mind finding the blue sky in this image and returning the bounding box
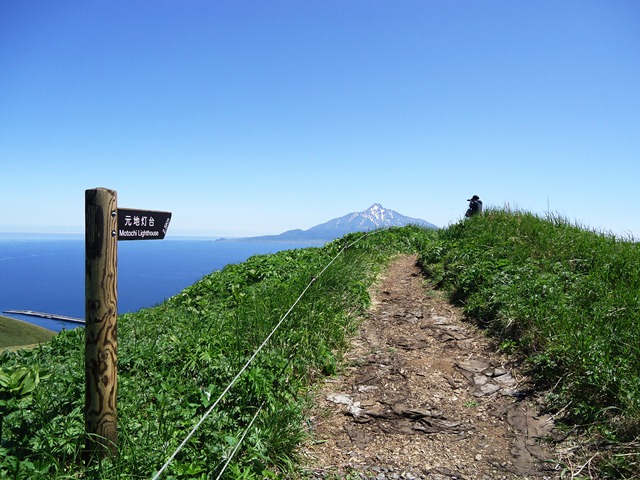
[1,1,639,238]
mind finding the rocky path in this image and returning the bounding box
[301,255,563,479]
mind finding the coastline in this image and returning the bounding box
[0,314,56,350]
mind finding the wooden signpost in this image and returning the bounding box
[84,188,171,459]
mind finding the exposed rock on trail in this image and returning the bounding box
[302,255,561,479]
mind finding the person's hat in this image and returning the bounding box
[467,195,480,201]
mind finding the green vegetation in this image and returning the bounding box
[1,213,639,478]
[0,227,430,479]
[419,209,639,477]
[0,316,56,351]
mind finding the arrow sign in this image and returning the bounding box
[117,208,172,241]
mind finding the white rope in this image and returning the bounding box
[214,401,265,480]
[152,240,354,479]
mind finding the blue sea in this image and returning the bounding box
[0,234,321,332]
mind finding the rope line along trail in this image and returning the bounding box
[152,231,376,479]
[214,401,266,480]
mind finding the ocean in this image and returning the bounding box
[0,234,320,332]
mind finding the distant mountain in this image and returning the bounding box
[237,204,438,243]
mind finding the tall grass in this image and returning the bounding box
[0,226,433,479]
[419,209,639,477]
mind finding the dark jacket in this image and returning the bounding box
[465,199,483,217]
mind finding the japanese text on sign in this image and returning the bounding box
[117,208,171,240]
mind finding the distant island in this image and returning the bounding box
[227,203,438,243]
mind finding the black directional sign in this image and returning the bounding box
[117,208,171,240]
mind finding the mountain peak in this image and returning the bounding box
[320,203,437,238]
[237,204,438,243]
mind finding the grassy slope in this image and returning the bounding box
[0,227,431,480]
[418,210,639,477]
[1,219,638,478]
[0,315,56,350]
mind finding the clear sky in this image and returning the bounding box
[1,1,639,238]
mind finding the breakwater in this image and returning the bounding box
[3,310,85,324]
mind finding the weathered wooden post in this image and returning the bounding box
[84,188,172,460]
[85,187,118,458]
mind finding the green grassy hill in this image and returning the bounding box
[1,218,637,478]
[0,315,56,351]
[418,210,639,478]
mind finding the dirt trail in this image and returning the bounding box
[302,255,563,479]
